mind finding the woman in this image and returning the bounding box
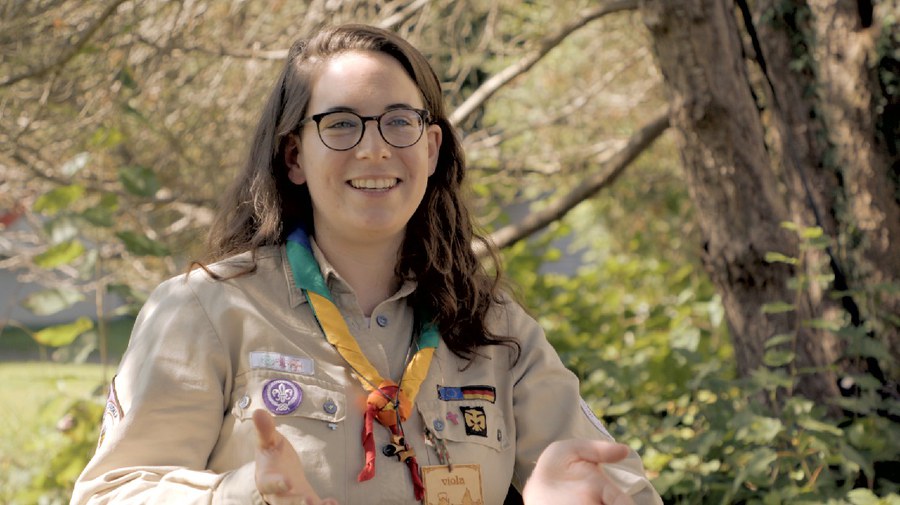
[72,24,662,505]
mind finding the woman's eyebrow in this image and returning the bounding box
[317,103,418,114]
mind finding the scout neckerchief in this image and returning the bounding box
[286,227,438,501]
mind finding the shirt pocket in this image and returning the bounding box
[232,371,347,424]
[416,399,510,452]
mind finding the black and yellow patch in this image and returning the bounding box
[459,406,487,437]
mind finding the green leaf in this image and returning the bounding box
[33,240,86,268]
[797,418,843,436]
[844,336,888,359]
[799,226,823,239]
[763,349,795,367]
[730,447,778,495]
[20,288,85,316]
[762,301,795,314]
[33,185,85,215]
[764,252,798,265]
[765,333,794,348]
[846,489,879,505]
[751,367,793,390]
[116,231,170,256]
[118,165,160,197]
[81,192,119,227]
[32,317,93,347]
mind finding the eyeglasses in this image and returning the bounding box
[298,107,432,151]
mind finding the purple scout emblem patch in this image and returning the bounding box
[262,379,302,414]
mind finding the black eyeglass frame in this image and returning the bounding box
[297,108,433,151]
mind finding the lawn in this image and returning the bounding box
[0,319,131,503]
[0,362,110,503]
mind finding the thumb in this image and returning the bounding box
[572,440,630,465]
[253,409,279,450]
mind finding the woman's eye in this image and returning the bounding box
[323,119,358,130]
[385,114,416,127]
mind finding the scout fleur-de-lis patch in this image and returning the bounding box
[459,406,487,437]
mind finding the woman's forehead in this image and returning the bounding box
[307,50,424,111]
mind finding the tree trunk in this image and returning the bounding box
[805,0,900,375]
[639,0,847,405]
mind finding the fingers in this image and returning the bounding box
[253,409,279,450]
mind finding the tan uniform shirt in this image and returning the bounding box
[72,244,662,505]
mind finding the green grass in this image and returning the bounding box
[0,318,133,502]
[0,363,109,503]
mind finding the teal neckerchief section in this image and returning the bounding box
[284,227,439,349]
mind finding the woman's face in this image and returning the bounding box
[287,50,442,249]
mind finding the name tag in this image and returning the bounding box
[249,351,315,375]
[422,464,484,505]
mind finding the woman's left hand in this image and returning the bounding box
[522,439,636,505]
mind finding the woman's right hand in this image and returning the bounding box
[253,409,339,505]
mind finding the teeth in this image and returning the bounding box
[349,178,397,190]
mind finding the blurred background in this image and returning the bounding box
[1,0,898,503]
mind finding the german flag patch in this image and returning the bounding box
[437,385,496,403]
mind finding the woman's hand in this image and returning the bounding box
[253,410,339,505]
[522,439,636,505]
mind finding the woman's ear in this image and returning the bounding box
[426,124,442,177]
[285,134,306,185]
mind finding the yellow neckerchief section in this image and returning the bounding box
[286,228,438,500]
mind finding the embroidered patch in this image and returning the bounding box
[98,377,123,449]
[580,398,613,440]
[460,406,487,437]
[437,385,496,403]
[250,351,315,375]
[262,379,303,414]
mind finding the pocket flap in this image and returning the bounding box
[232,372,346,423]
[417,399,508,451]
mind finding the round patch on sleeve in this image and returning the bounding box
[98,378,123,449]
[580,398,613,440]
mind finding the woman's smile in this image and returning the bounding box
[348,177,400,191]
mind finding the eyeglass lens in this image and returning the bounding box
[316,109,425,150]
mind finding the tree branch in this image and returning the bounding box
[0,0,129,87]
[377,0,431,30]
[482,110,669,253]
[449,0,639,126]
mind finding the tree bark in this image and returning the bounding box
[639,0,846,404]
[805,0,900,374]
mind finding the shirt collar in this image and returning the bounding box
[281,237,417,308]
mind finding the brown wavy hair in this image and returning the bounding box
[204,24,517,362]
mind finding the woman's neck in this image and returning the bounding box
[314,232,402,317]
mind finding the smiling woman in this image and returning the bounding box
[70,24,662,505]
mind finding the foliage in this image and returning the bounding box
[503,213,900,503]
[0,363,106,505]
[2,1,898,504]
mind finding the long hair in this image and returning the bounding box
[205,24,517,361]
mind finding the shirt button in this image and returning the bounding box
[433,419,445,432]
[238,395,251,409]
[375,314,389,327]
[323,399,337,414]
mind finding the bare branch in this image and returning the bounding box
[0,0,129,87]
[377,0,431,30]
[481,110,669,254]
[449,0,639,126]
